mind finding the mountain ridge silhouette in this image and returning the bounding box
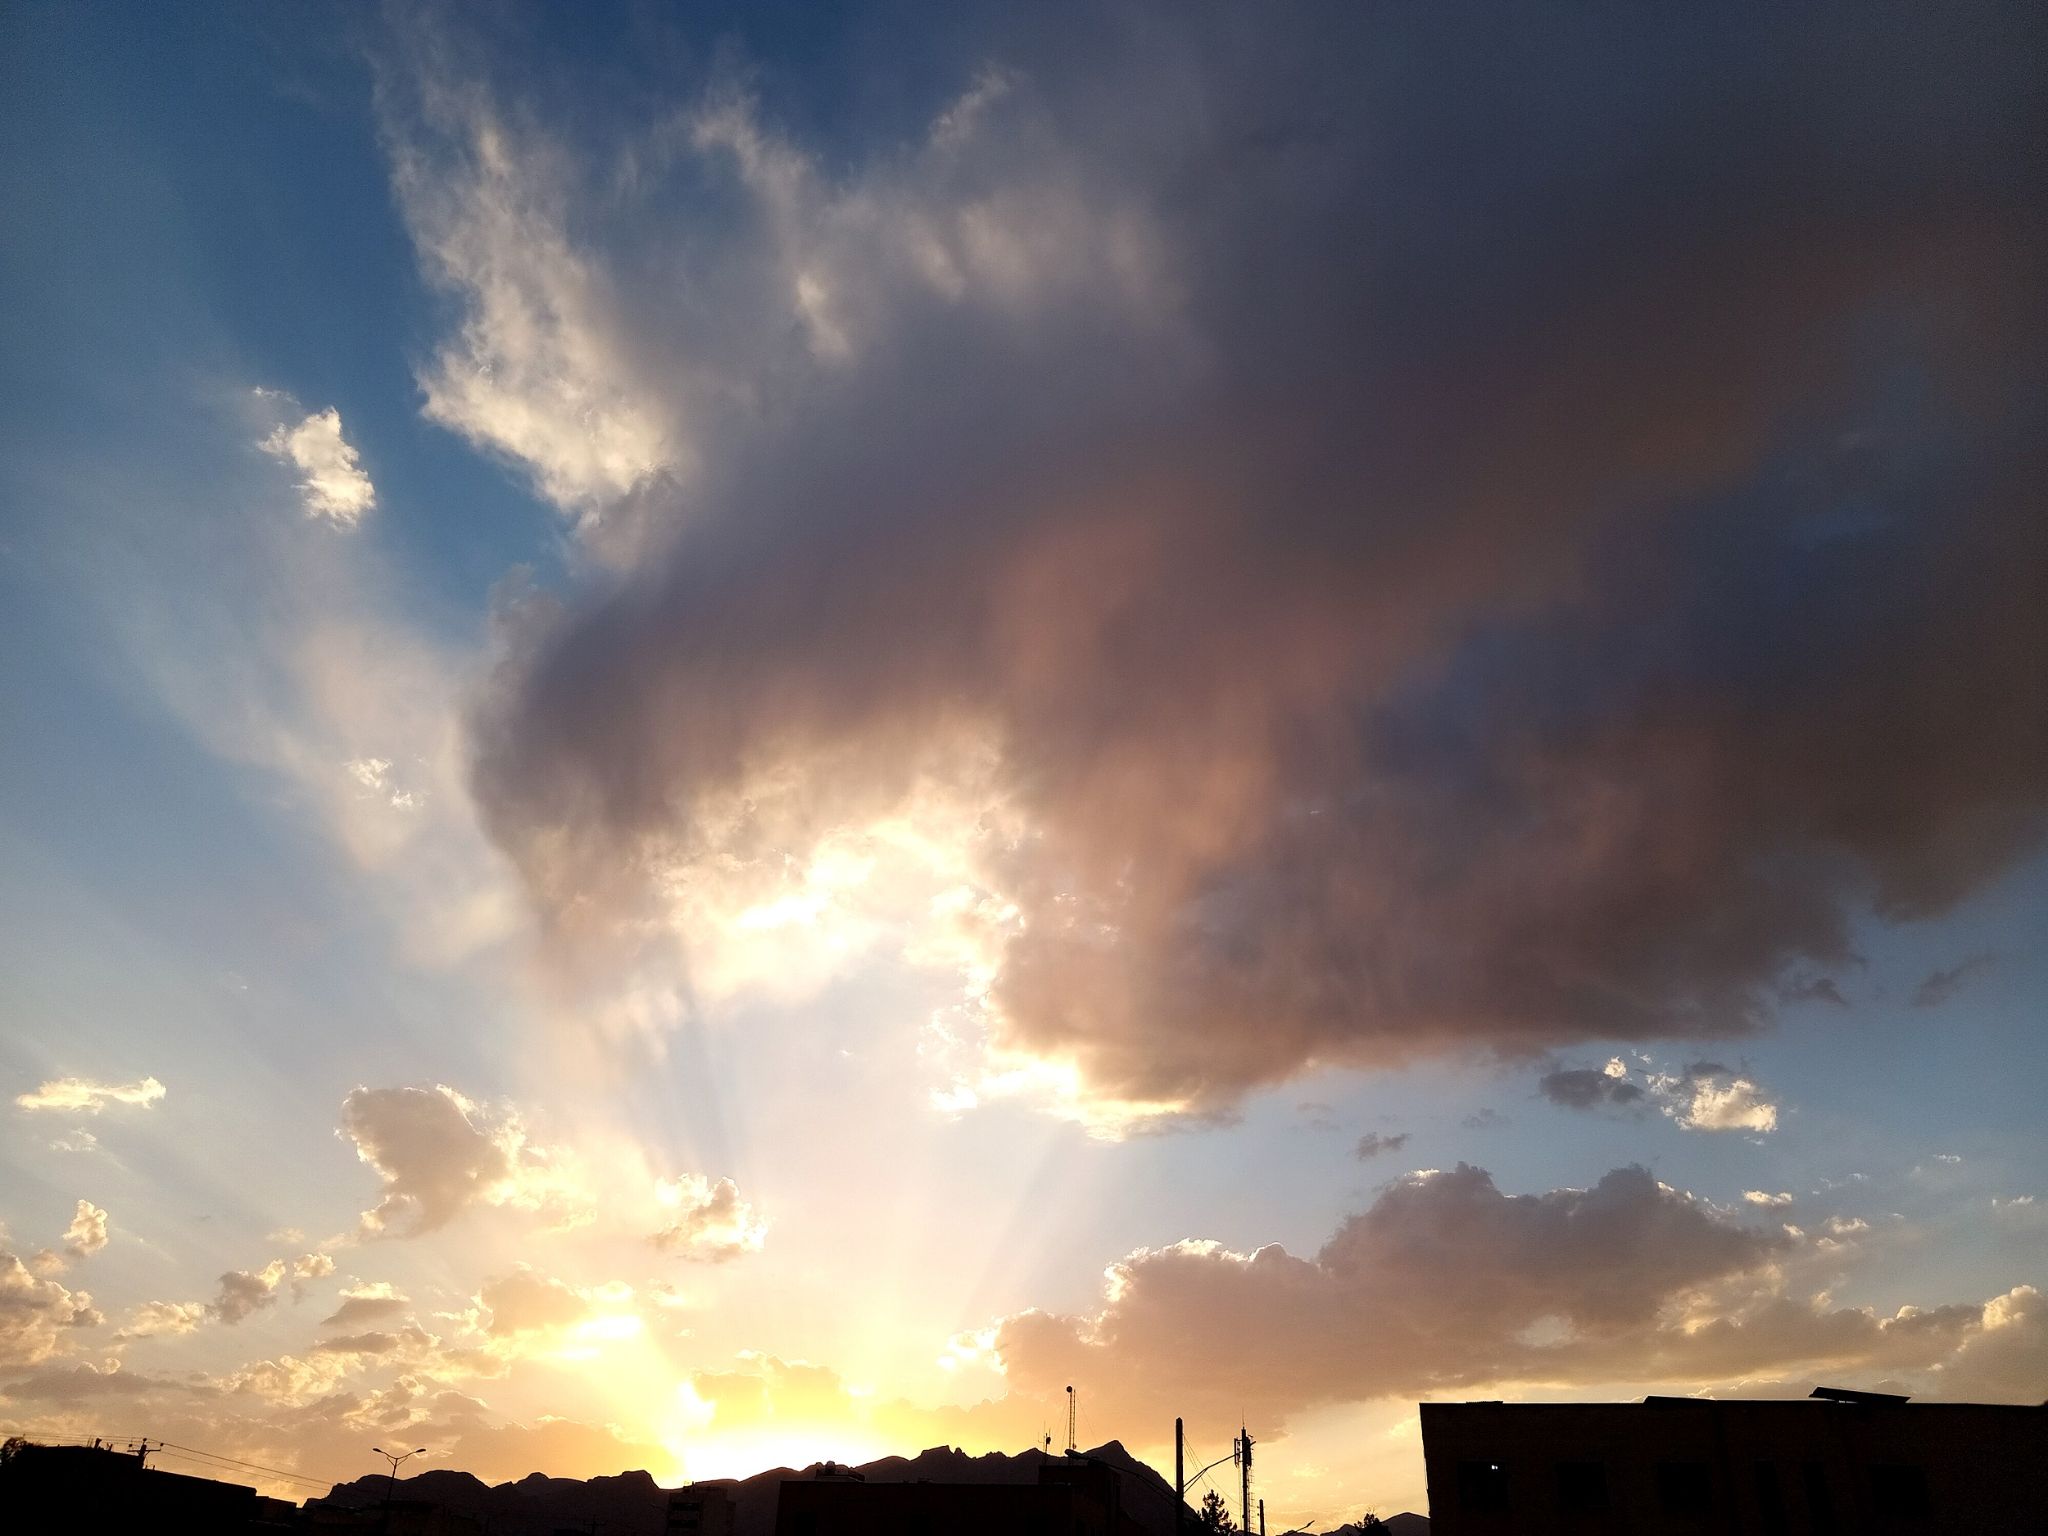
[317,1439,1191,1536]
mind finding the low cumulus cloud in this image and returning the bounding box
[312,1323,440,1362]
[448,1266,646,1366]
[650,1175,768,1262]
[1354,1131,1411,1161]
[1931,1286,2048,1402]
[256,392,377,526]
[1665,1067,1780,1134]
[1539,1060,1649,1112]
[211,1261,286,1325]
[0,1250,102,1366]
[475,1267,596,1336]
[321,1282,410,1331]
[1540,1057,1779,1134]
[290,1253,336,1299]
[16,1076,165,1113]
[62,1200,109,1258]
[113,1300,210,1342]
[383,3,2045,1120]
[985,1163,2046,1432]
[338,1084,580,1237]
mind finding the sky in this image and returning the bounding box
[1,0,2044,1522]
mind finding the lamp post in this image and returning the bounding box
[373,1446,426,1532]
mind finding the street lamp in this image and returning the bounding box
[373,1446,427,1528]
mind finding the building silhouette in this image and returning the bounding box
[1420,1389,2047,1534]
[670,1480,737,1535]
[0,1440,267,1533]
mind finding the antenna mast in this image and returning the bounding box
[1237,1424,1253,1533]
[1066,1385,1077,1452]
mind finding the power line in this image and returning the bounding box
[104,1437,333,1490]
[157,1449,329,1482]
[145,1450,331,1491]
[146,1448,325,1488]
[153,1443,333,1490]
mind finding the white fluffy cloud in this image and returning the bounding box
[650,1175,767,1262]
[1663,1067,1779,1133]
[62,1200,109,1258]
[257,397,377,526]
[1744,1190,1796,1208]
[15,1076,165,1112]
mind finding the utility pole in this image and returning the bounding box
[1066,1385,1076,1453]
[1175,1418,1185,1531]
[1259,1497,1266,1536]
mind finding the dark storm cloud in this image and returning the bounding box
[456,3,2048,1109]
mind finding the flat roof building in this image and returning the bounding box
[0,1441,262,1533]
[1420,1391,2047,1535]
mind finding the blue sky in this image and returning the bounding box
[3,2,2044,1522]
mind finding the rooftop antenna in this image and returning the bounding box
[1066,1385,1077,1453]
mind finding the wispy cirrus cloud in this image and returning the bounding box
[1914,953,1998,1008]
[16,1076,165,1113]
